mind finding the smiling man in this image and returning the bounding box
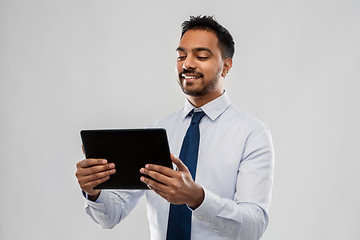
[175,29,232,107]
[75,16,274,240]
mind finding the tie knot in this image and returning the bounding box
[191,111,205,124]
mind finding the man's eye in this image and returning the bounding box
[197,56,209,60]
[177,56,186,61]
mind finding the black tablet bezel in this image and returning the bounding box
[80,128,172,189]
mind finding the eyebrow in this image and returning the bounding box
[176,47,214,55]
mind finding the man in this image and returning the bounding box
[75,16,274,240]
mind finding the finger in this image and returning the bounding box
[147,184,170,201]
[171,154,189,172]
[76,158,108,168]
[144,163,175,177]
[82,175,110,191]
[140,176,169,193]
[82,163,115,176]
[79,167,116,183]
[81,144,85,155]
[75,162,115,182]
[75,163,115,179]
[140,167,172,185]
[145,179,184,205]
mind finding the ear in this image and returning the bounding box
[221,58,233,78]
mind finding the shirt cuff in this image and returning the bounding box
[192,188,220,220]
[83,190,108,209]
[191,188,227,235]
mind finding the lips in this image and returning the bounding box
[179,71,203,80]
[181,74,201,79]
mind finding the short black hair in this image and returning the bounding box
[181,15,235,59]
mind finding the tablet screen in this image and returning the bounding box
[80,128,172,189]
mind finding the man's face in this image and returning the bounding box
[176,29,225,98]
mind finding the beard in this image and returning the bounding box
[178,68,222,97]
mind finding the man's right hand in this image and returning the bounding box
[75,158,116,201]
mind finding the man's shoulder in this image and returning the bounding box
[225,104,269,131]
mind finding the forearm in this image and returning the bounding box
[84,190,144,229]
[192,188,267,240]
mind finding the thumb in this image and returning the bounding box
[171,154,188,172]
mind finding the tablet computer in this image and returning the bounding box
[80,128,172,189]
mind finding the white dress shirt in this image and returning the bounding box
[84,92,275,240]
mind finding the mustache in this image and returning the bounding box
[179,69,204,78]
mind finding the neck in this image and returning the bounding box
[187,90,224,108]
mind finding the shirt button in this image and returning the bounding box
[198,215,203,219]
[214,229,218,232]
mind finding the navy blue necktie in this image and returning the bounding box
[166,110,205,240]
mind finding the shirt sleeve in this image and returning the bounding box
[84,189,145,229]
[192,127,275,240]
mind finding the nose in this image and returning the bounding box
[182,55,196,70]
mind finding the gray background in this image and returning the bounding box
[1,0,359,239]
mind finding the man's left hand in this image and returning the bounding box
[140,154,204,209]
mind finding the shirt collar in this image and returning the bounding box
[182,91,231,121]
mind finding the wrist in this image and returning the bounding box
[87,191,101,202]
[188,185,204,210]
